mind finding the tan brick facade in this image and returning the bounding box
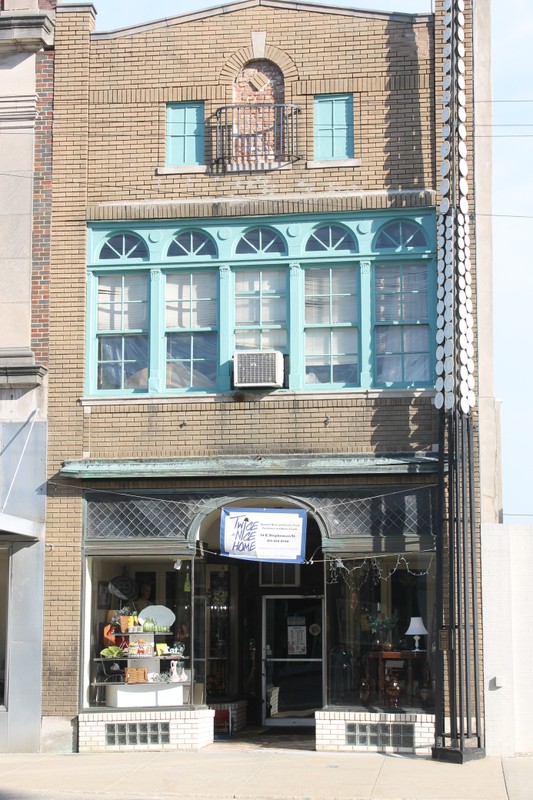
[44,0,485,759]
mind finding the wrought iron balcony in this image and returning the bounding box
[214,103,301,170]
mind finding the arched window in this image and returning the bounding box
[167,230,217,258]
[99,233,149,260]
[231,60,287,166]
[236,227,287,256]
[374,220,427,251]
[305,224,358,253]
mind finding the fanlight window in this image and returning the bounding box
[305,224,358,253]
[374,221,427,251]
[236,227,287,256]
[167,230,217,258]
[99,233,149,260]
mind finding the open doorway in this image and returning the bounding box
[202,510,325,731]
[262,595,323,726]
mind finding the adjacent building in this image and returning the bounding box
[0,0,55,752]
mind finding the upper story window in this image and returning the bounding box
[304,266,358,385]
[167,230,217,258]
[236,227,287,256]
[167,102,205,167]
[96,274,149,391]
[374,220,427,251]
[305,224,358,253]
[313,94,354,161]
[165,271,218,390]
[374,264,430,386]
[234,268,288,352]
[87,213,435,396]
[99,233,149,260]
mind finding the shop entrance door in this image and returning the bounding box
[262,596,323,726]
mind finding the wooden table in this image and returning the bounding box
[366,650,426,704]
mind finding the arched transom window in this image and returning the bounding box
[99,233,149,260]
[167,230,217,258]
[236,227,287,256]
[305,224,358,253]
[374,220,427,251]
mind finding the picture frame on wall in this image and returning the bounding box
[135,571,156,609]
[97,580,110,609]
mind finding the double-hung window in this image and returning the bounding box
[96,273,149,391]
[234,268,288,352]
[304,267,358,385]
[373,264,430,386]
[165,271,218,390]
[167,102,205,167]
[313,94,354,161]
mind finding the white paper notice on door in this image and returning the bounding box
[287,617,307,655]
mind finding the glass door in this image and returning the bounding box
[262,595,323,726]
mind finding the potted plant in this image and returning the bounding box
[111,605,133,634]
[365,610,398,650]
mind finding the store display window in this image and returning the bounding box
[84,556,204,709]
[326,553,436,712]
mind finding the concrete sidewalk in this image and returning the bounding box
[0,744,530,800]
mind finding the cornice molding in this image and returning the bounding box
[60,452,439,479]
[86,190,437,222]
[0,12,54,50]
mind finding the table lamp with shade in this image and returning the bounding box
[405,616,428,651]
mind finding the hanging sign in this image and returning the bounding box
[220,507,307,563]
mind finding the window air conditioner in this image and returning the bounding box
[233,351,284,388]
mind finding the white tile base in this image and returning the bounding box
[78,708,215,752]
[315,710,435,755]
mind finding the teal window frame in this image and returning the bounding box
[165,270,219,391]
[304,265,359,387]
[373,263,431,388]
[313,94,354,160]
[86,212,435,396]
[167,102,205,167]
[234,266,289,353]
[95,272,150,393]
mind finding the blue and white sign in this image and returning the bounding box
[220,508,307,563]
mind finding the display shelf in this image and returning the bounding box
[112,630,173,636]
[93,679,191,686]
[94,655,187,661]
[105,682,186,708]
[95,629,189,708]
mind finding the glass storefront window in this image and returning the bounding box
[326,553,436,711]
[85,557,202,709]
[0,549,8,706]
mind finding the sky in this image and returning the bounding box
[89,0,532,524]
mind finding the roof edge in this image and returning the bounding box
[89,0,432,39]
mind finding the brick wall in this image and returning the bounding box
[32,49,54,365]
[85,7,434,202]
[44,1,463,721]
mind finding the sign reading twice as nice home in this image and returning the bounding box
[220,508,307,563]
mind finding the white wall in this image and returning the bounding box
[482,523,533,755]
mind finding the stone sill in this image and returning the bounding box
[306,158,361,169]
